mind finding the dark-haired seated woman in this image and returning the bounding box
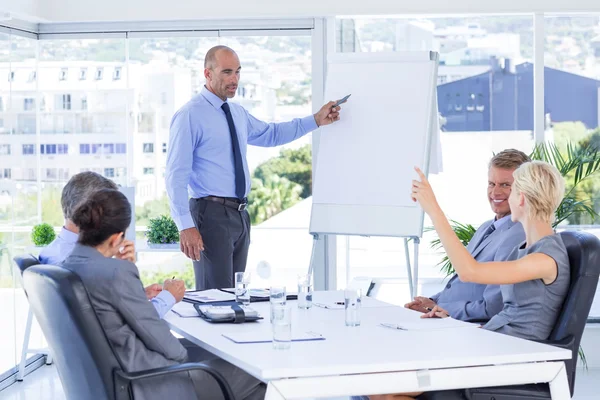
[61,189,265,400]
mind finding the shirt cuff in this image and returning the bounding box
[151,290,177,319]
[173,213,195,231]
[301,115,319,133]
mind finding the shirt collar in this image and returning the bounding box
[59,227,79,244]
[200,85,226,110]
[493,214,512,230]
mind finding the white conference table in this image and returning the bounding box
[164,291,572,400]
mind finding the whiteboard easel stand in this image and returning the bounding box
[307,234,421,299]
[308,51,440,301]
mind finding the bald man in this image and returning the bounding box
[166,45,343,290]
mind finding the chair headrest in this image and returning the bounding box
[13,254,40,275]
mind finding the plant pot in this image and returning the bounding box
[146,243,180,250]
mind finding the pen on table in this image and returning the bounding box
[380,323,406,331]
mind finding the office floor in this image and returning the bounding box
[1,364,599,400]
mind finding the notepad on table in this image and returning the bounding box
[183,289,236,303]
[222,331,325,344]
[170,301,199,318]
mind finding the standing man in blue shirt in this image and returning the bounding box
[166,45,343,290]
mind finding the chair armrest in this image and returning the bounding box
[114,362,235,400]
[533,335,574,351]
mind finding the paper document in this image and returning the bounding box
[171,302,199,318]
[184,289,235,303]
[222,331,325,344]
[380,318,478,331]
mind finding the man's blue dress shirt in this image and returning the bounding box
[166,86,318,231]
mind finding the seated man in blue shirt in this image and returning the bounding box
[39,171,183,319]
[405,149,530,322]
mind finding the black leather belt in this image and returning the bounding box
[202,196,248,211]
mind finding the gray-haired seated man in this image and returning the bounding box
[39,171,183,319]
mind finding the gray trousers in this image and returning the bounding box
[190,198,251,290]
[180,338,266,400]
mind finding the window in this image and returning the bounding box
[45,168,58,180]
[116,167,126,177]
[61,94,72,110]
[59,68,68,81]
[58,144,69,154]
[58,168,70,180]
[23,98,35,111]
[103,143,115,154]
[81,97,88,110]
[138,112,155,133]
[162,142,167,153]
[116,143,126,154]
[545,15,600,229]
[104,168,115,177]
[0,96,3,111]
[80,68,87,80]
[161,92,167,105]
[22,144,35,155]
[8,71,14,82]
[41,144,57,155]
[2,168,10,179]
[95,67,104,80]
[143,167,155,175]
[28,71,37,82]
[143,143,154,153]
[113,67,122,80]
[161,116,168,129]
[80,143,90,154]
[0,144,10,155]
[92,143,103,154]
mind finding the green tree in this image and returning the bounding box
[247,176,302,225]
[41,188,64,227]
[253,144,312,198]
[552,121,590,153]
[135,195,171,227]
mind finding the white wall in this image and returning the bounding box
[5,0,600,24]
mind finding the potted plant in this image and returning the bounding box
[31,223,56,247]
[146,215,180,249]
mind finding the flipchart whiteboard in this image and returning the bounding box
[310,52,440,238]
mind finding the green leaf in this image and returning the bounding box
[146,215,179,244]
[31,223,56,246]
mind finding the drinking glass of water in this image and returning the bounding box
[235,272,251,305]
[344,288,362,327]
[272,303,292,350]
[297,274,313,309]
[269,286,286,322]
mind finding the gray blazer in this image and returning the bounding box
[430,218,526,321]
[61,244,196,400]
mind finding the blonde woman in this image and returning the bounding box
[368,161,570,400]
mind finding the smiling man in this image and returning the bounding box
[166,45,343,290]
[405,149,530,322]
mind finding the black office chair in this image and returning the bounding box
[465,230,600,400]
[14,254,41,275]
[22,264,235,400]
[13,254,52,381]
